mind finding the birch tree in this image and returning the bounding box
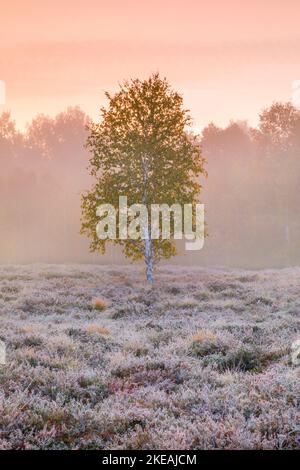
[81,74,205,282]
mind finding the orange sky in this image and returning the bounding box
[0,0,300,130]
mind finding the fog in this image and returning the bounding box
[1,102,300,268]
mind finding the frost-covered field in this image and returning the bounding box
[0,264,299,450]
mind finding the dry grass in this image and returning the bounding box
[86,324,110,335]
[191,330,217,343]
[19,325,39,334]
[91,297,108,311]
[0,263,299,450]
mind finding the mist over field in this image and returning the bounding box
[1,102,300,268]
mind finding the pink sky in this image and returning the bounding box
[0,0,299,130]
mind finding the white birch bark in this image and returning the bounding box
[142,154,154,283]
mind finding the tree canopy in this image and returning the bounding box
[81,74,206,281]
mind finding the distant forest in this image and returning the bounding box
[1,102,300,268]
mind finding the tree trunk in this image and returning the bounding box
[141,153,153,282]
[144,222,154,283]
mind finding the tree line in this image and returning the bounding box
[1,86,300,268]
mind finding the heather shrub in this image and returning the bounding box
[194,291,210,301]
[189,330,227,357]
[176,297,198,309]
[111,301,147,319]
[213,348,263,372]
[22,335,44,348]
[1,264,299,449]
[123,341,149,357]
